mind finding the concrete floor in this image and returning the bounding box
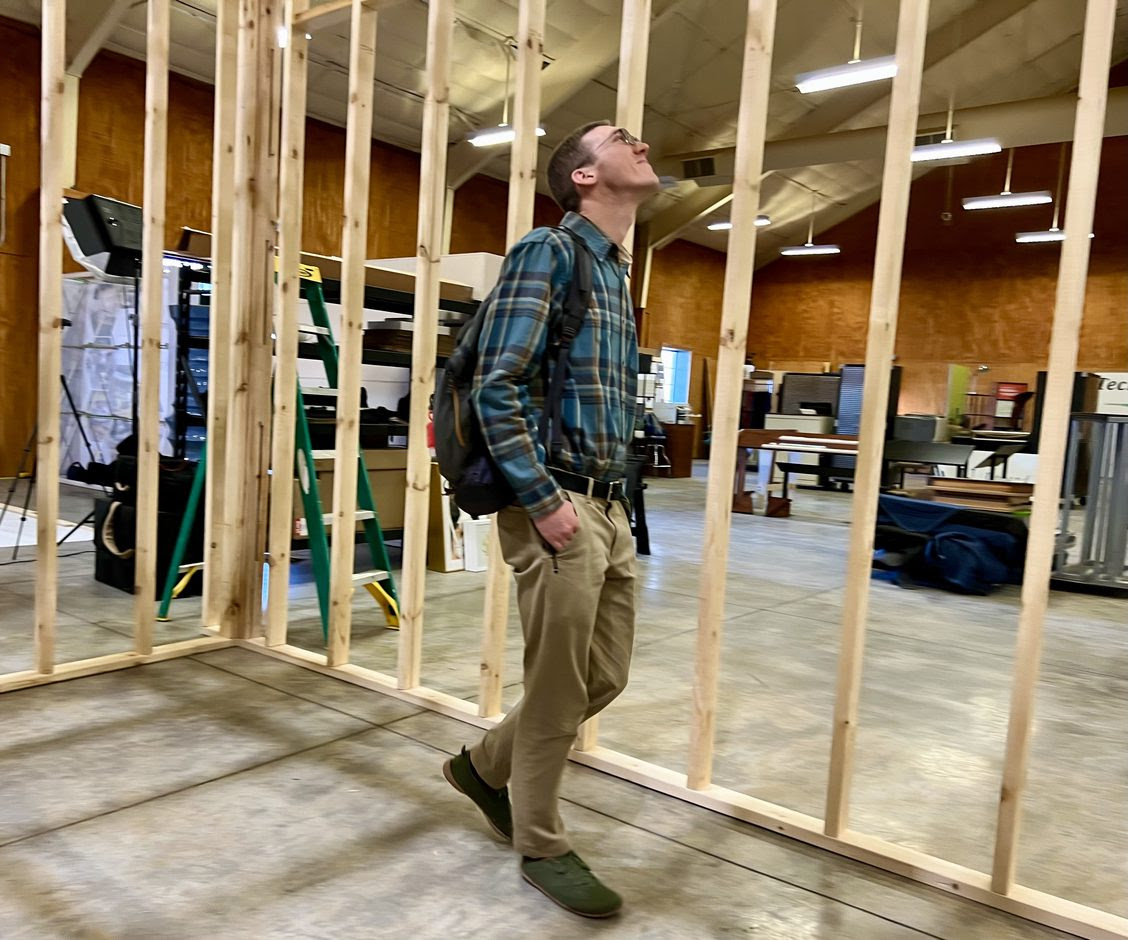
[0,468,1124,937]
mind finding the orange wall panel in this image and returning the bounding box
[0,20,45,470]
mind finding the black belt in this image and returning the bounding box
[550,467,626,502]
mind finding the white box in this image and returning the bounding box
[463,517,492,572]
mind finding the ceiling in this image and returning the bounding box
[3,0,1127,265]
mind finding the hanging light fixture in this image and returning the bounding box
[961,149,1052,210]
[911,98,1000,163]
[795,3,896,94]
[780,194,840,256]
[467,41,546,148]
[707,215,771,232]
[1014,144,1094,243]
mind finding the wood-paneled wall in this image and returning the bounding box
[0,20,44,472]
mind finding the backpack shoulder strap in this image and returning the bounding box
[552,226,593,348]
[539,226,595,455]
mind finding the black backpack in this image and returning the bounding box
[434,228,593,518]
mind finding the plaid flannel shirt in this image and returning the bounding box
[472,212,638,520]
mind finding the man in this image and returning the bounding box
[443,121,660,918]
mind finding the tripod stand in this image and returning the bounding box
[0,375,108,560]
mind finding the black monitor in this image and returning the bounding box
[62,195,144,278]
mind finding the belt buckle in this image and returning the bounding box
[608,479,623,501]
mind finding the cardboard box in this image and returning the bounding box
[427,462,464,572]
[291,448,407,537]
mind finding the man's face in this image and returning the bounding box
[577,125,661,200]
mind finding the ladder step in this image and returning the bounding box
[301,386,339,397]
[295,510,376,537]
[297,324,331,336]
[177,562,204,573]
[310,449,336,460]
[353,569,390,586]
[320,510,375,526]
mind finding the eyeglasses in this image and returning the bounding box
[591,127,643,155]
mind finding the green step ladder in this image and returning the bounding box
[158,273,400,638]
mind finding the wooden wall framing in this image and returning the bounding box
[10,2,1126,937]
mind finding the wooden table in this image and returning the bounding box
[733,429,859,514]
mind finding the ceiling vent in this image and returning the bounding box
[682,156,716,179]
[675,150,736,186]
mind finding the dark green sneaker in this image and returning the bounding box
[520,852,623,918]
[442,747,513,842]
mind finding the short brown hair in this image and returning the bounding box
[547,120,610,212]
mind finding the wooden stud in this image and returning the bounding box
[203,0,240,629]
[990,0,1118,895]
[265,0,311,648]
[504,0,546,241]
[822,0,931,837]
[614,0,652,257]
[478,0,546,718]
[225,0,281,638]
[0,636,234,695]
[570,0,654,751]
[131,0,170,653]
[327,0,379,667]
[221,0,258,636]
[398,0,455,690]
[685,0,778,791]
[34,0,67,675]
[478,530,509,717]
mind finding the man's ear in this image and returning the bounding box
[571,165,596,189]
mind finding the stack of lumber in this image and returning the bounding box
[923,477,1034,512]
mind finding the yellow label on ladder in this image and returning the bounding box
[274,257,322,282]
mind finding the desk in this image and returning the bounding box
[733,430,859,513]
[882,441,975,487]
[661,422,696,478]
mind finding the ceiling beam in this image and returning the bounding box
[67,0,135,78]
[292,0,408,33]
[445,0,683,190]
[648,185,733,250]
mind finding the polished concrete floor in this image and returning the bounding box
[0,469,1124,937]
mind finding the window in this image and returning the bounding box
[659,346,692,404]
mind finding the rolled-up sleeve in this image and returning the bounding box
[472,238,566,519]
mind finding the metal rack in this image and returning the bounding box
[1053,413,1128,595]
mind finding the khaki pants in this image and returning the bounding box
[469,492,636,858]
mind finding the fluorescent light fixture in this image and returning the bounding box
[1015,228,1095,243]
[467,124,546,148]
[795,55,897,94]
[706,215,771,232]
[780,243,841,256]
[962,190,1052,211]
[911,138,1001,163]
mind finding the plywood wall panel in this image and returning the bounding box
[0,20,45,474]
[646,239,728,455]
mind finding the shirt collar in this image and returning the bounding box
[560,212,627,265]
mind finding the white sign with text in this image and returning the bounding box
[1095,373,1128,415]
